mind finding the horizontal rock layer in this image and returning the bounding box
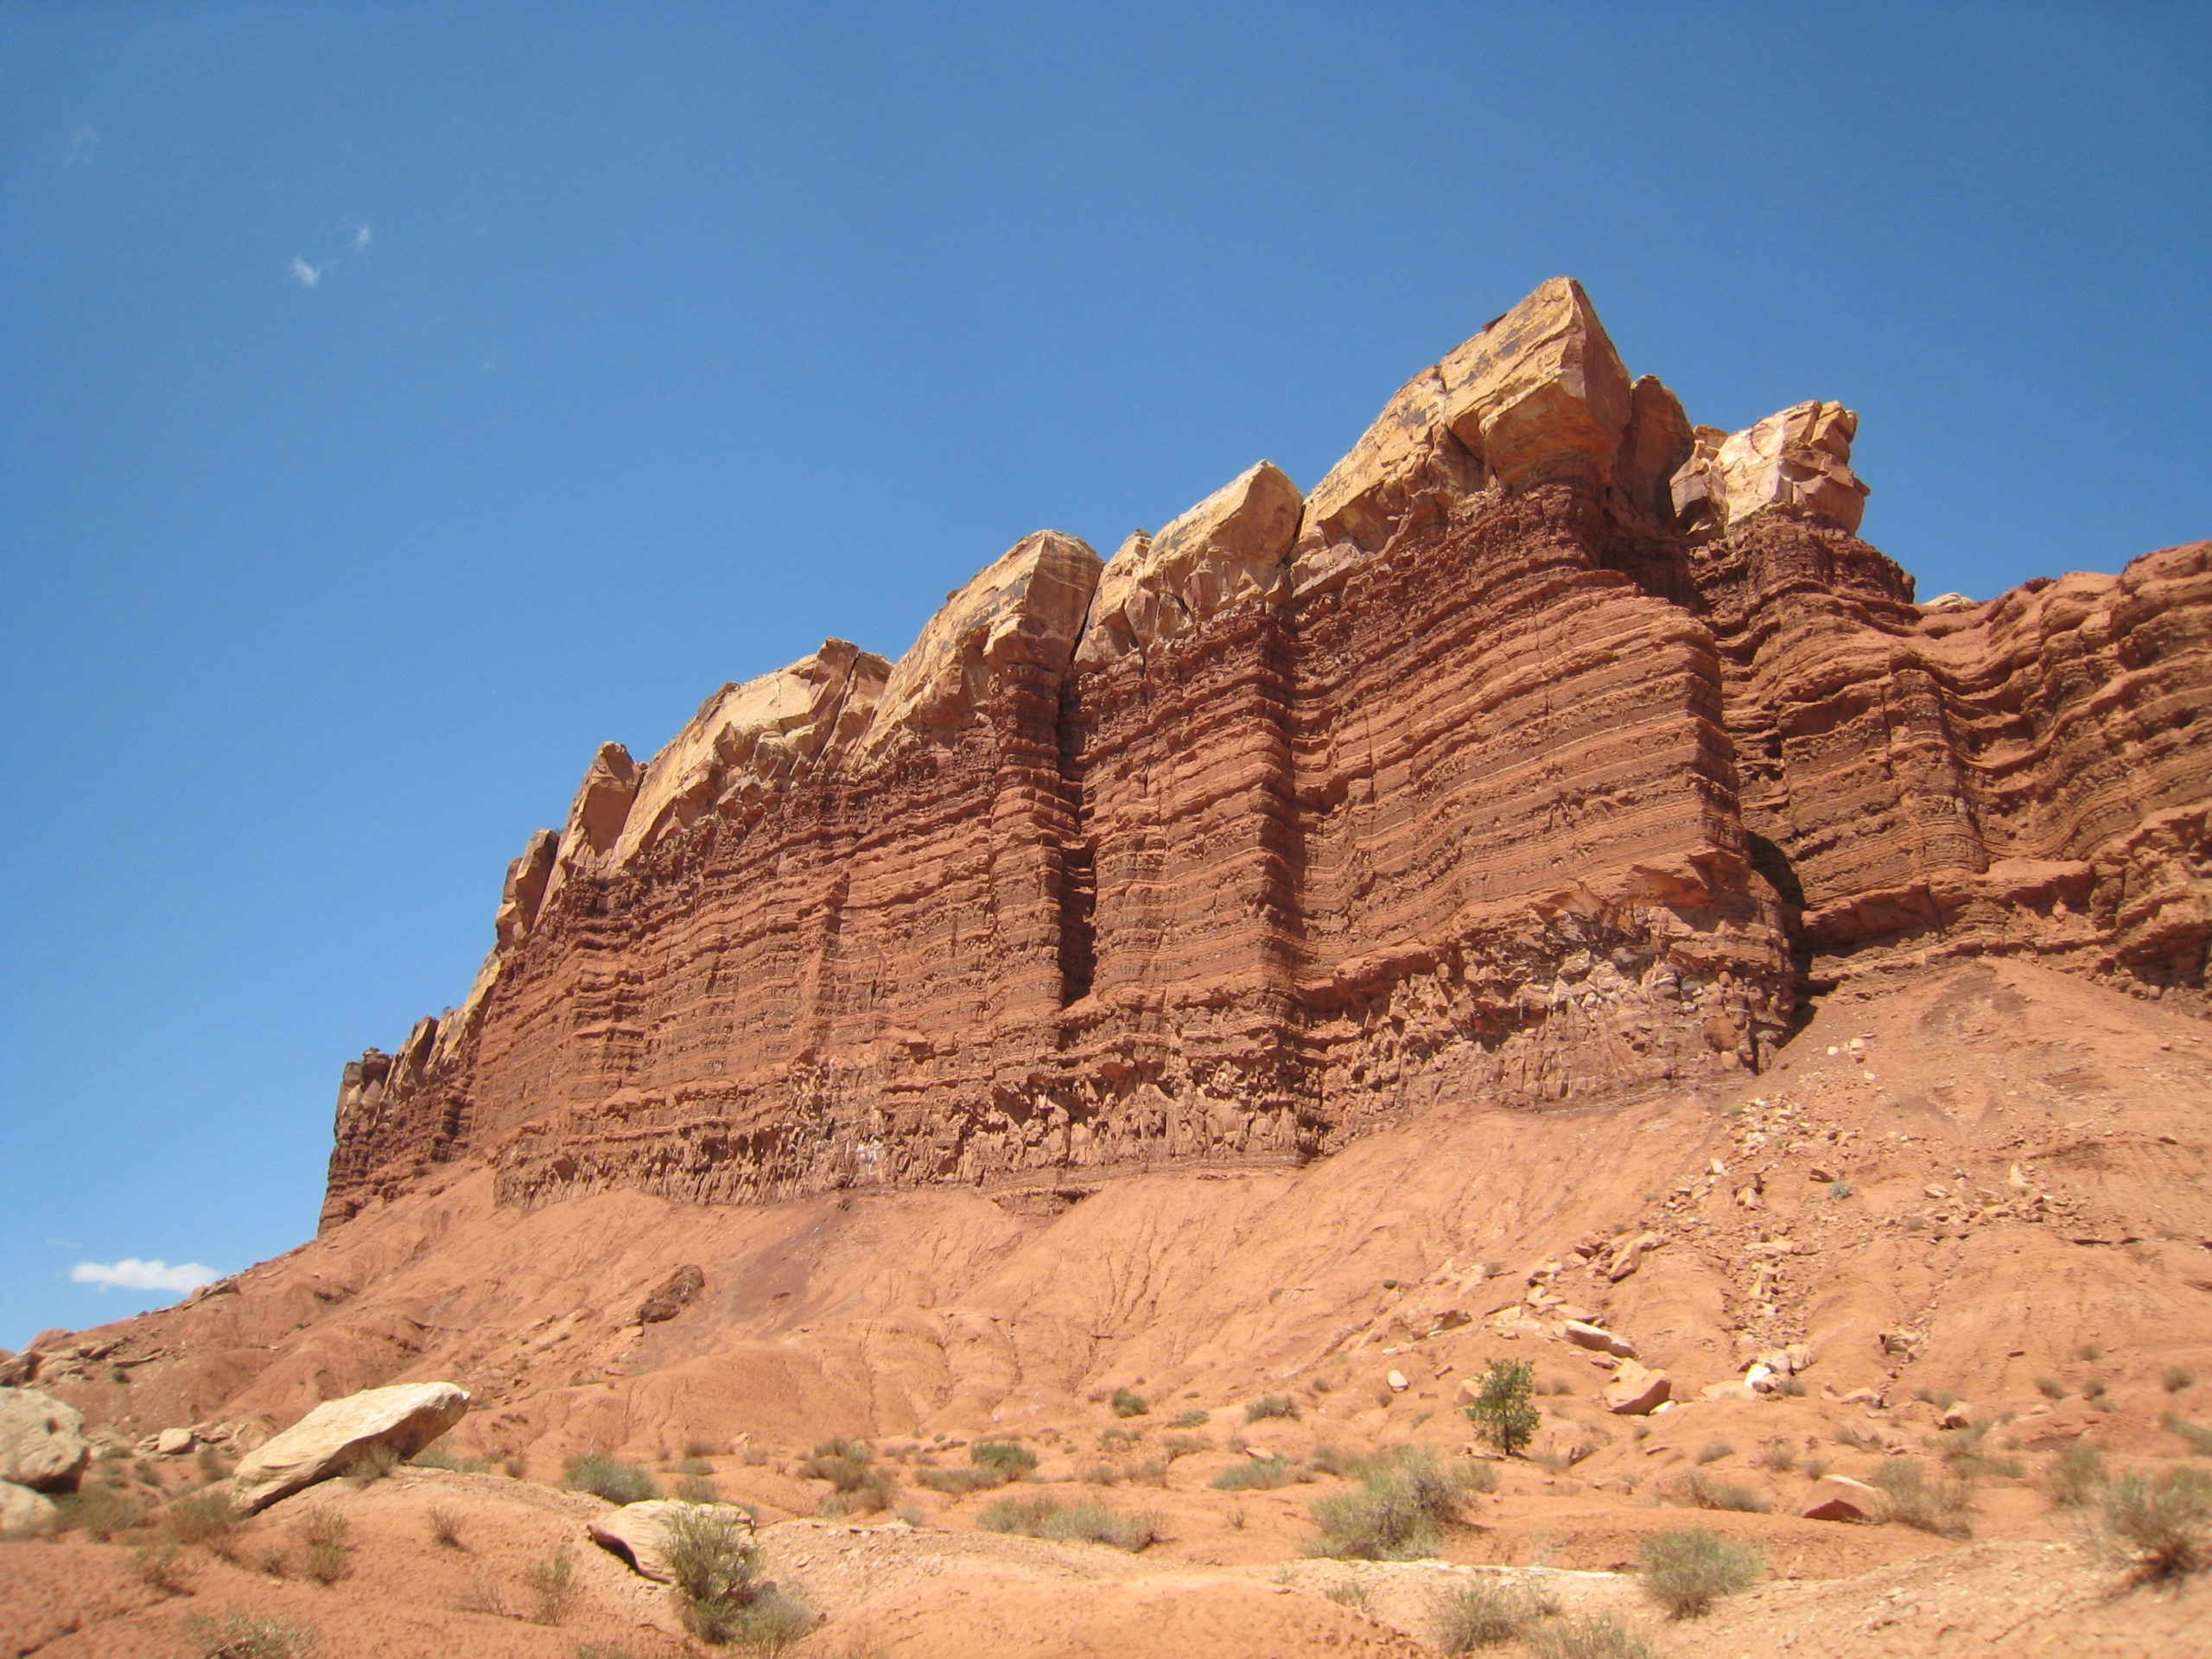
[321,279,2212,1229]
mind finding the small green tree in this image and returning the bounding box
[1465,1359,1539,1458]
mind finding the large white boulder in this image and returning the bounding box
[0,1389,90,1491]
[229,1381,469,1514]
[588,1498,755,1582]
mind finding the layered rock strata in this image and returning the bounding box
[321,278,2212,1229]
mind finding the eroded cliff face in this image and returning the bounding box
[322,277,2211,1230]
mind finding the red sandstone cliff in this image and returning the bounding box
[321,278,2212,1232]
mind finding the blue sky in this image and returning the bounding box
[2,3,2206,1349]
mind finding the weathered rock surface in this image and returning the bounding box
[1077,461,1302,668]
[310,276,2210,1237]
[0,1389,89,1491]
[0,1478,57,1535]
[589,1497,754,1581]
[1600,1360,1671,1414]
[1672,400,1870,538]
[230,1381,469,1513]
[1802,1473,1884,1522]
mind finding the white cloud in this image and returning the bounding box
[71,1258,219,1294]
[289,257,323,289]
[353,221,372,251]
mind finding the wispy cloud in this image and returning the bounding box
[62,125,99,167]
[71,1258,219,1294]
[289,257,323,289]
[352,221,372,251]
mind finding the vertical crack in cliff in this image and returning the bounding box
[1055,677,1096,1007]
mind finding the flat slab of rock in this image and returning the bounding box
[1562,1320,1636,1359]
[1601,1361,1671,1414]
[230,1381,469,1514]
[1802,1474,1883,1522]
[0,1389,89,1491]
[589,1498,755,1582]
[0,1478,58,1535]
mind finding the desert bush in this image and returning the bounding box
[1523,1613,1655,1659]
[406,1443,486,1473]
[1438,1573,1560,1649]
[1774,1376,1808,1397]
[676,1472,721,1504]
[132,1541,193,1594]
[818,1466,896,1516]
[969,1438,1037,1476]
[1680,1470,1770,1514]
[427,1504,466,1548]
[162,1487,238,1551]
[55,1484,142,1540]
[1872,1458,1974,1537]
[1110,1389,1150,1418]
[2101,1465,2212,1580]
[524,1546,575,1624]
[256,1546,290,1579]
[343,1442,400,1486]
[798,1437,874,1490]
[925,1469,998,1503]
[2046,1442,2107,1509]
[2161,1414,2212,1455]
[665,1503,800,1646]
[296,1508,349,1548]
[1211,1456,1301,1491]
[1639,1526,1764,1618]
[1170,1409,1210,1429]
[195,1444,232,1482]
[1756,1439,1798,1474]
[976,1493,1160,1550]
[1694,1441,1733,1465]
[1465,1360,1539,1459]
[684,1437,719,1459]
[1245,1394,1301,1423]
[563,1452,661,1505]
[301,1541,351,1585]
[1082,1462,1122,1486]
[1307,1445,1480,1560]
[676,1456,715,1476]
[181,1613,318,1659]
[2164,1367,2197,1395]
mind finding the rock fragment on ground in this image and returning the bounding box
[229,1380,469,1513]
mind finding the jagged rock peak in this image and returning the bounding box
[1295,276,1637,566]
[1672,399,1870,540]
[856,529,1102,760]
[1076,461,1304,669]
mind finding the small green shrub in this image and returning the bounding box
[181,1613,319,1658]
[2102,1465,2212,1580]
[676,1471,721,1504]
[296,1508,350,1549]
[1872,1458,1974,1537]
[132,1541,193,1594]
[524,1547,576,1625]
[914,1465,1004,1497]
[1639,1527,1764,1618]
[1211,1456,1300,1491]
[2037,1376,2068,1400]
[343,1442,401,1486]
[1245,1394,1300,1423]
[2161,1414,2212,1455]
[1523,1613,1656,1659]
[162,1487,238,1549]
[683,1437,720,1459]
[1694,1441,1733,1465]
[427,1504,466,1548]
[977,1493,1160,1550]
[677,1456,715,1476]
[2164,1366,2197,1395]
[1307,1445,1480,1560]
[1110,1389,1150,1418]
[1681,1470,1770,1514]
[1438,1573,1560,1649]
[407,1445,489,1473]
[563,1452,661,1505]
[1756,1439,1797,1474]
[1170,1409,1211,1429]
[665,1504,805,1646]
[1465,1360,1538,1459]
[301,1541,352,1586]
[2047,1442,2107,1509]
[970,1440,1037,1477]
[54,1484,141,1540]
